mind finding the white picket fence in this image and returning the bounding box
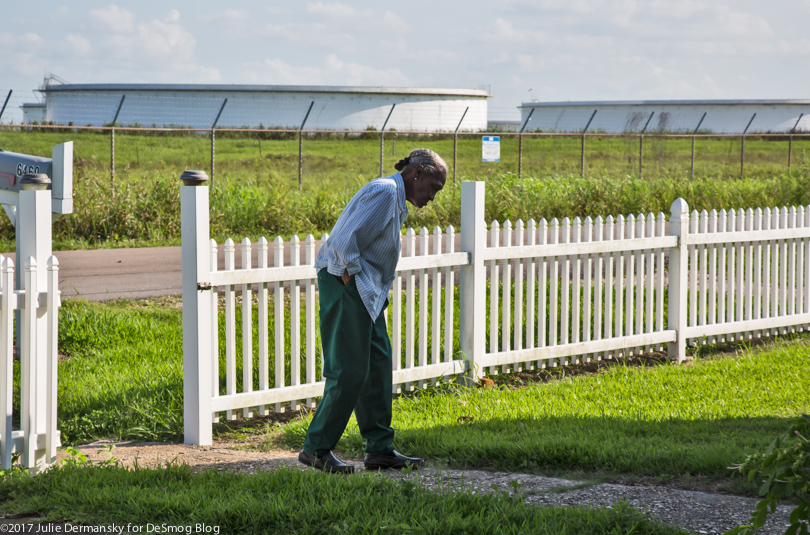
[0,186,62,471]
[181,181,810,445]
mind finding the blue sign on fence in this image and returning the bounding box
[482,136,500,162]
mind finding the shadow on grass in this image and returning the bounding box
[321,414,792,486]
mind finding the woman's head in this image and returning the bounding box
[395,148,448,209]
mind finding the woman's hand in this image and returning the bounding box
[342,269,353,285]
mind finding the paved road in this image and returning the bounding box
[49,233,468,301]
[55,246,184,301]
[49,227,598,301]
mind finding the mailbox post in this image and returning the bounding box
[0,142,73,275]
[18,174,53,470]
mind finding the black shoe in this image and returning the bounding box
[364,450,425,470]
[298,450,355,474]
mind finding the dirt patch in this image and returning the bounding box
[60,438,792,534]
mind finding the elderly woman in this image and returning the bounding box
[298,148,448,474]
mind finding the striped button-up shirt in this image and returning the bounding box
[314,172,409,320]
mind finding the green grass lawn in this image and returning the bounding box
[2,127,809,189]
[0,463,689,534]
[51,298,810,486]
[279,342,810,484]
[2,297,807,532]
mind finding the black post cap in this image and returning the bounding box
[20,173,51,191]
[180,170,209,186]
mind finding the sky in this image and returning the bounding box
[1,0,808,122]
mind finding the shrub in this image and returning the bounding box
[726,415,810,534]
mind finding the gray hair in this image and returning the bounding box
[394,148,448,177]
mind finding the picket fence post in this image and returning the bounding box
[181,170,213,446]
[459,181,486,383]
[668,198,689,363]
[19,182,54,473]
[0,257,12,470]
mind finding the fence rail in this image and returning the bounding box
[182,178,810,445]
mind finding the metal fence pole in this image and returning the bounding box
[789,113,803,169]
[518,108,535,180]
[638,112,654,179]
[0,91,11,124]
[740,113,756,180]
[580,110,597,177]
[110,95,125,187]
[379,104,396,177]
[110,127,115,186]
[210,130,215,186]
[453,107,469,183]
[690,112,707,180]
[210,99,228,186]
[298,101,314,190]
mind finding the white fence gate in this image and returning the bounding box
[0,188,61,472]
[182,179,810,445]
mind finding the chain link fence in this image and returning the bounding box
[1,125,808,191]
[0,87,808,190]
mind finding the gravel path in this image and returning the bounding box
[52,439,791,534]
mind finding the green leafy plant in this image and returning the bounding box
[726,414,810,534]
[0,452,26,478]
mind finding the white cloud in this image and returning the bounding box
[479,18,548,45]
[796,38,810,54]
[715,6,772,37]
[82,7,198,63]
[381,11,406,27]
[263,22,358,52]
[66,34,92,56]
[379,37,407,55]
[306,2,356,18]
[133,17,196,59]
[488,52,511,65]
[51,6,69,21]
[1,0,807,123]
[246,55,409,86]
[648,0,708,21]
[246,58,322,84]
[0,32,46,77]
[305,3,407,28]
[324,54,409,85]
[0,32,43,47]
[515,54,535,68]
[52,7,220,84]
[88,5,135,34]
[198,9,249,23]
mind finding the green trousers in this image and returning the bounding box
[303,269,394,458]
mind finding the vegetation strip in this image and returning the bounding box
[0,462,689,535]
[1,169,810,251]
[51,299,810,492]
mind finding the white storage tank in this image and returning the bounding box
[30,83,489,131]
[518,100,810,134]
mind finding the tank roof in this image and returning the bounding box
[519,99,810,107]
[41,83,490,98]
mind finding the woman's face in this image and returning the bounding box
[407,166,446,208]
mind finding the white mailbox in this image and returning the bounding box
[0,142,73,226]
